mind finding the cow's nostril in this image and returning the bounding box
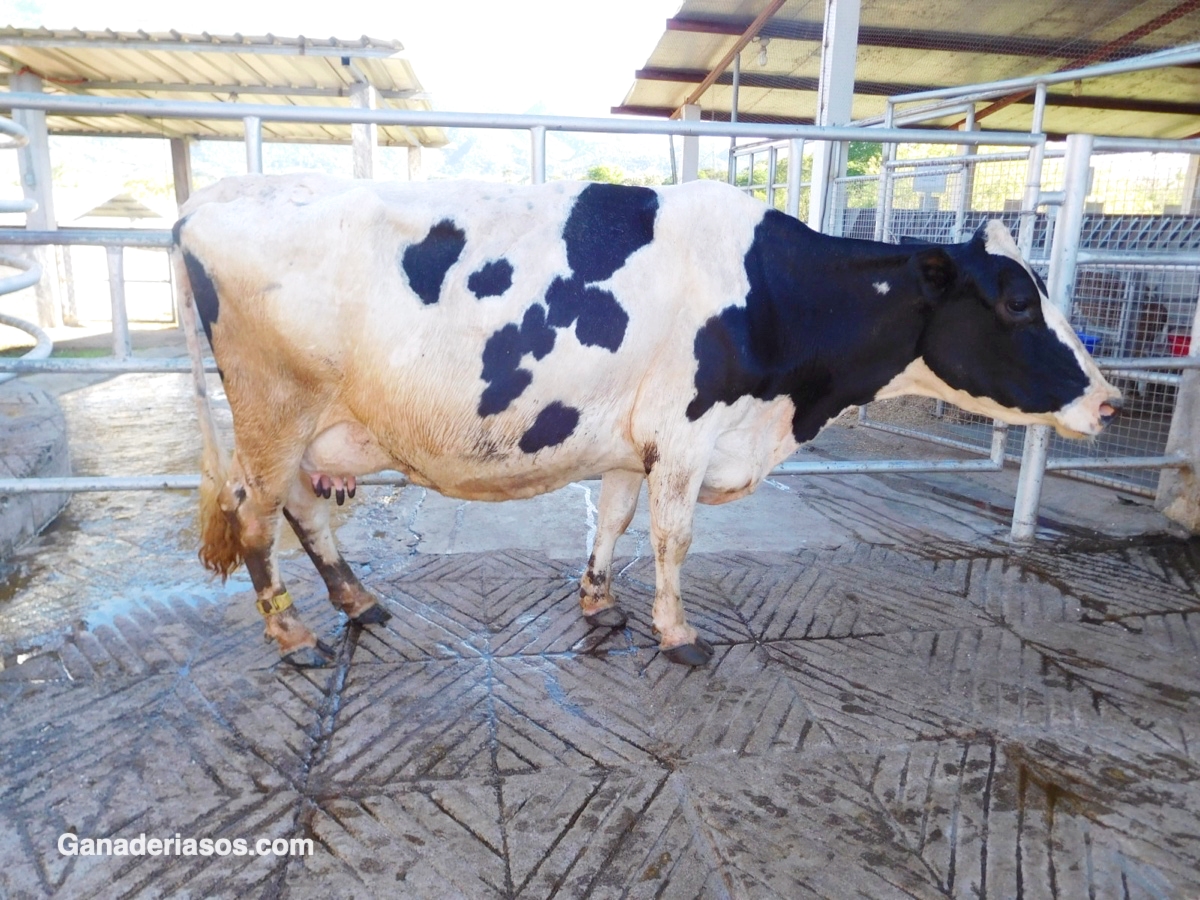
[1099,399,1122,422]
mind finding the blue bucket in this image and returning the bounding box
[1075,331,1100,355]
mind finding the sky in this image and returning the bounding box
[0,0,685,116]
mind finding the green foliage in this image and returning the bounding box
[584,164,665,186]
[846,141,882,177]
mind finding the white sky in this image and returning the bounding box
[0,0,684,115]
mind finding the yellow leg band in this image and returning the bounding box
[256,591,294,617]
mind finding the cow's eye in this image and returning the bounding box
[1003,297,1034,321]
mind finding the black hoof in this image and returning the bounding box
[584,606,628,629]
[662,637,715,667]
[282,641,336,668]
[351,604,392,626]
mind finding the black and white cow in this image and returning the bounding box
[173,174,1119,667]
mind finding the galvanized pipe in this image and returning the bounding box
[0,91,1042,147]
[1011,133,1094,542]
[1017,84,1048,259]
[1076,251,1200,267]
[243,115,263,174]
[0,357,215,373]
[106,245,131,361]
[786,139,803,218]
[530,126,546,185]
[890,43,1200,106]
[0,228,173,246]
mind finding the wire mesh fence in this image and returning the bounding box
[840,143,1199,495]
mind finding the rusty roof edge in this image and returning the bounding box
[0,27,405,58]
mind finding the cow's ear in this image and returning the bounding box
[914,247,957,299]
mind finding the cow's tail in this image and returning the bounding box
[172,230,242,579]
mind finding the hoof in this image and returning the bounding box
[584,606,628,629]
[351,604,392,626]
[661,637,714,667]
[282,640,336,668]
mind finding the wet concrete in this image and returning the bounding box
[1,364,1198,898]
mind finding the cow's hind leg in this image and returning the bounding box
[283,473,390,626]
[580,469,643,629]
[220,456,334,668]
[646,463,712,666]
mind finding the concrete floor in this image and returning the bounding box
[1,366,1198,898]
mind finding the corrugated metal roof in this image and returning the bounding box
[616,0,1200,139]
[0,27,447,147]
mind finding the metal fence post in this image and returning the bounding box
[243,115,263,174]
[786,138,804,218]
[106,245,131,361]
[1011,133,1094,541]
[530,126,546,184]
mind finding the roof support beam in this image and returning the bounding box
[0,34,400,58]
[665,15,1183,63]
[966,0,1200,125]
[671,0,788,119]
[634,67,1200,117]
[26,79,428,101]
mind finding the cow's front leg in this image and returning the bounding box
[284,473,390,626]
[646,464,713,666]
[580,469,643,629]
[221,465,333,668]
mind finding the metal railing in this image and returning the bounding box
[0,88,1193,544]
[0,117,48,385]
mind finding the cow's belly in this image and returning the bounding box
[697,397,798,505]
[301,408,640,502]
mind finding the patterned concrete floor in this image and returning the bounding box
[2,534,1199,898]
[1,371,1199,898]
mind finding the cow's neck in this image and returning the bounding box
[744,212,933,442]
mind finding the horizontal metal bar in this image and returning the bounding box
[0,92,1042,145]
[0,357,215,373]
[853,102,978,129]
[771,458,1002,476]
[1076,251,1200,267]
[4,451,1183,495]
[891,43,1200,106]
[0,228,174,247]
[1102,369,1181,385]
[1094,136,1200,155]
[1097,356,1200,370]
[0,470,417,494]
[886,149,1062,168]
[1045,454,1188,471]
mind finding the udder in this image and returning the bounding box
[301,422,393,504]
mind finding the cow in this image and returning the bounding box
[172,173,1121,668]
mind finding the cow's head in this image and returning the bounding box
[880,222,1121,437]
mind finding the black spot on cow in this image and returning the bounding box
[563,183,658,283]
[468,258,514,299]
[182,250,221,347]
[544,276,629,352]
[519,402,580,453]
[477,304,558,416]
[402,219,466,305]
[477,184,657,416]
